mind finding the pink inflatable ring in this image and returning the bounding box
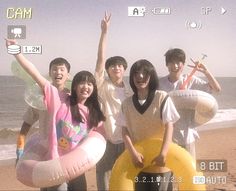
[16,130,106,188]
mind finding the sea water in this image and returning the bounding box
[0,76,236,160]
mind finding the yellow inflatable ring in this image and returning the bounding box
[110,138,205,191]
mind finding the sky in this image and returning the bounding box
[1,0,236,77]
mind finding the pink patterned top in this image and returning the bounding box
[44,81,89,158]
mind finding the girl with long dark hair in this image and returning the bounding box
[118,59,180,191]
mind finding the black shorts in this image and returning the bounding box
[135,171,173,191]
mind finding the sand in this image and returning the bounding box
[0,160,97,191]
[0,126,236,191]
[196,126,236,191]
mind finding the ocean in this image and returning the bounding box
[0,76,26,130]
[0,76,236,130]
[0,76,236,160]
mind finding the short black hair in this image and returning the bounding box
[49,57,71,72]
[164,48,186,65]
[105,56,128,70]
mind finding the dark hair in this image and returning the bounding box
[129,59,159,95]
[105,56,128,70]
[70,71,106,129]
[49,57,71,72]
[164,48,186,65]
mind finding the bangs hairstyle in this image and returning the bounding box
[105,56,128,70]
[129,59,159,95]
[164,48,186,65]
[49,57,71,72]
[70,71,106,129]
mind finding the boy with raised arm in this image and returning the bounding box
[7,40,87,191]
[16,57,71,164]
[159,48,221,159]
[94,13,133,191]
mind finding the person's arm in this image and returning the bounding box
[95,12,111,75]
[152,122,173,166]
[203,69,221,92]
[152,95,179,166]
[19,121,31,136]
[122,127,144,168]
[6,39,47,91]
[16,122,31,164]
[16,106,39,164]
[188,61,221,92]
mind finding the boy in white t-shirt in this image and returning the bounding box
[159,48,221,159]
[94,13,133,191]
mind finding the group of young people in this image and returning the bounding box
[8,12,221,191]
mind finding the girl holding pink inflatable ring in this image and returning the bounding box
[6,39,106,190]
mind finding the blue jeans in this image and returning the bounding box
[40,174,87,191]
[96,141,124,191]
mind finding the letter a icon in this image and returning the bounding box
[133,8,139,15]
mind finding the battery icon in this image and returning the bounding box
[152,7,171,15]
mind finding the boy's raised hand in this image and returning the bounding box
[101,11,111,33]
[5,38,17,47]
[188,58,208,74]
[5,39,21,55]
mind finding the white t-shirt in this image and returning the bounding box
[159,74,210,145]
[159,74,210,93]
[94,70,133,144]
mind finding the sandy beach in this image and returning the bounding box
[0,126,236,191]
[196,126,236,191]
[0,159,97,191]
